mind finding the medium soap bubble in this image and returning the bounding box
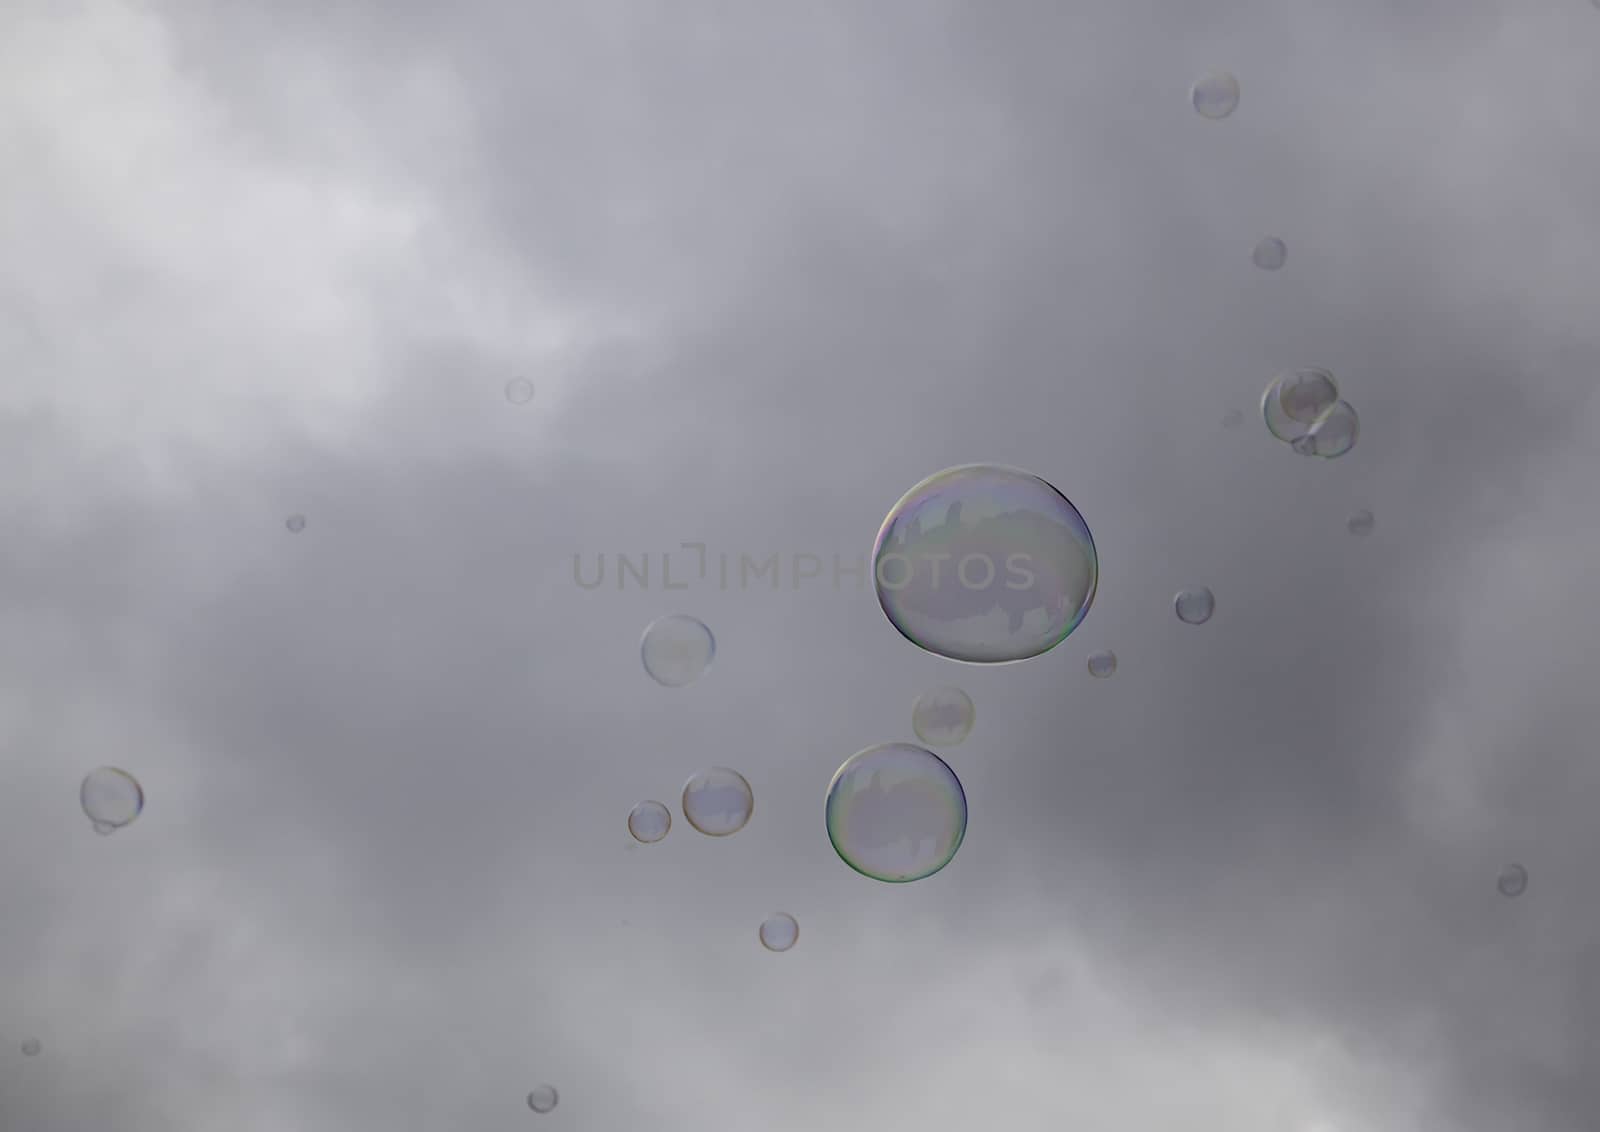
[1252,237,1287,270]
[1087,649,1117,678]
[627,800,671,844]
[681,767,753,837]
[527,1085,559,1113]
[285,514,306,533]
[1262,370,1339,443]
[640,614,715,687]
[1279,369,1339,424]
[911,686,975,747]
[873,464,1098,664]
[1191,71,1240,119]
[1304,400,1359,459]
[1497,863,1528,898]
[1174,587,1215,625]
[505,378,535,405]
[1347,509,1375,536]
[80,768,144,831]
[826,743,967,883]
[21,1039,40,1057]
[759,912,799,952]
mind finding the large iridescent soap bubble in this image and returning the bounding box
[826,743,967,883]
[872,465,1097,664]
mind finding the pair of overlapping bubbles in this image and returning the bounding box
[1261,368,1360,459]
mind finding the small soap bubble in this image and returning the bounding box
[80,767,144,831]
[627,800,671,844]
[21,1039,40,1057]
[527,1085,559,1113]
[1191,71,1240,119]
[1252,237,1287,270]
[285,514,306,533]
[505,378,535,405]
[911,686,975,747]
[640,614,715,687]
[1174,587,1215,625]
[1305,400,1360,459]
[1087,649,1117,678]
[873,464,1098,664]
[1497,863,1528,898]
[1347,509,1375,536]
[826,743,968,883]
[759,912,799,952]
[681,767,754,837]
[92,821,114,836]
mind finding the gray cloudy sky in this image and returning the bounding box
[4,0,1600,1129]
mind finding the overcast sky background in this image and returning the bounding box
[4,0,1600,1129]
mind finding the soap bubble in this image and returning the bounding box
[681,767,754,837]
[873,464,1098,665]
[627,800,671,844]
[1497,863,1528,898]
[505,378,535,405]
[1347,509,1375,536]
[1087,649,1117,678]
[527,1085,559,1113]
[911,686,975,747]
[20,1039,40,1057]
[92,821,114,836]
[640,615,715,687]
[1262,370,1338,443]
[1252,237,1287,270]
[1303,400,1360,459]
[1191,71,1240,119]
[285,514,306,533]
[826,743,968,883]
[80,768,144,831]
[759,912,799,952]
[1174,587,1215,625]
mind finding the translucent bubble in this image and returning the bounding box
[1174,587,1215,625]
[1252,237,1287,271]
[1087,649,1117,678]
[80,768,144,830]
[1278,369,1339,425]
[1191,71,1240,119]
[627,800,671,844]
[527,1085,559,1113]
[21,1039,40,1057]
[285,514,306,533]
[759,912,799,952]
[92,821,114,836]
[505,378,535,405]
[826,743,967,883]
[640,615,715,687]
[1347,509,1375,536]
[872,464,1098,665]
[911,686,975,747]
[1304,400,1360,459]
[681,767,753,837]
[1497,863,1528,898]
